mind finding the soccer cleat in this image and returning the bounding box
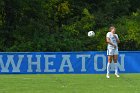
[115,74,120,78]
[106,74,110,79]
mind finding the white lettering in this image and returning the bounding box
[27,55,41,72]
[94,54,106,71]
[77,55,90,72]
[0,55,24,72]
[44,55,56,72]
[59,55,74,72]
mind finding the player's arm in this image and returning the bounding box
[114,35,120,43]
[106,37,116,48]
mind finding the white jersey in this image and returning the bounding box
[106,32,119,50]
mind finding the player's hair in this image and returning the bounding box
[109,25,115,31]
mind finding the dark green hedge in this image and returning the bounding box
[0,0,140,51]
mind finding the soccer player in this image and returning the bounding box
[106,26,120,78]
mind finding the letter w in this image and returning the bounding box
[0,55,24,72]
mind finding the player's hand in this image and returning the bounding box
[113,34,117,39]
[113,44,116,49]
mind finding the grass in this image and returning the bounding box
[0,74,140,93]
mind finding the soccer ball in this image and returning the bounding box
[88,31,95,37]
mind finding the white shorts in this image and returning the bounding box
[107,49,118,56]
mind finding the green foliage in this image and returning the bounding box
[115,11,140,50]
[0,0,140,51]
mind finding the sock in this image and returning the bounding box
[107,63,111,75]
[114,63,118,74]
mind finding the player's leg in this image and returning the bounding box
[106,49,113,78]
[107,55,113,75]
[113,49,120,77]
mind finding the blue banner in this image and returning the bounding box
[0,51,140,74]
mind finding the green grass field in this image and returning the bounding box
[0,74,140,93]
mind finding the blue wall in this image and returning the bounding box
[0,51,140,74]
